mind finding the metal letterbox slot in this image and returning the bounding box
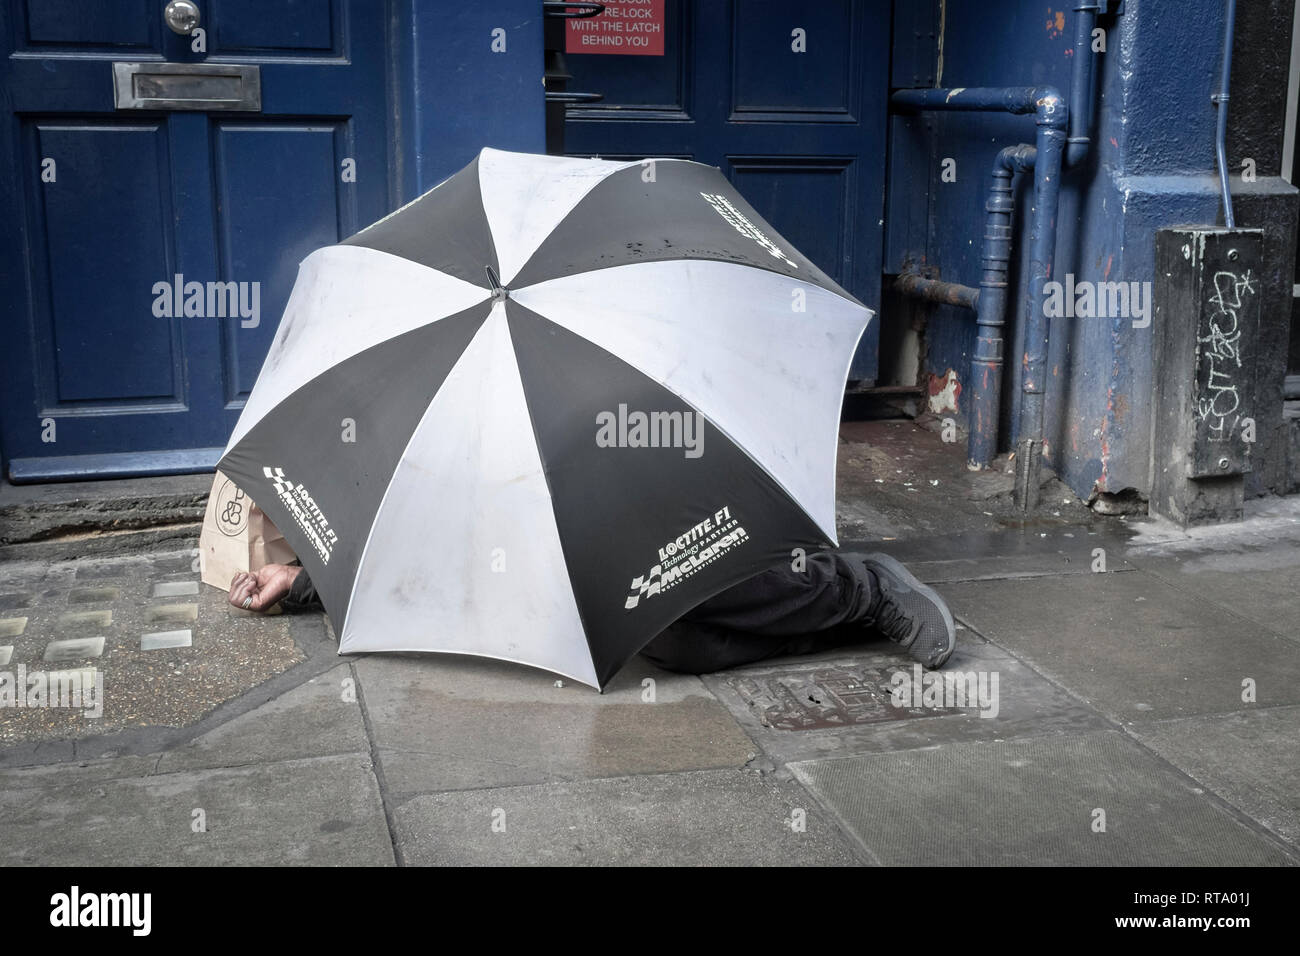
[113,62,261,111]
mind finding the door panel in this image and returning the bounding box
[565,0,886,382]
[731,2,853,118]
[0,0,389,479]
[210,0,338,54]
[728,158,857,289]
[22,1,160,50]
[212,122,353,400]
[26,120,181,406]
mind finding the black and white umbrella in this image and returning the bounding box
[218,148,870,689]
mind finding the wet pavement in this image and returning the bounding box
[1,421,1297,866]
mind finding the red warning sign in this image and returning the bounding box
[566,0,665,56]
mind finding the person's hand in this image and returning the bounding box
[229,564,302,612]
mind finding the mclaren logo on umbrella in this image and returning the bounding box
[262,466,338,565]
[625,507,750,610]
[699,192,799,269]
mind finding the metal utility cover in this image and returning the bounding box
[722,662,967,731]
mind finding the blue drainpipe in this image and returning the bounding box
[891,87,1068,507]
[889,3,1103,509]
[971,143,1036,469]
[1066,2,1101,167]
[1212,0,1237,228]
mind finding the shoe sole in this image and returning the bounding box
[864,552,957,668]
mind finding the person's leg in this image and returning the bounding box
[640,551,956,674]
[677,551,874,636]
[638,620,816,673]
[641,552,874,673]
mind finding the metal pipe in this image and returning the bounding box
[893,273,980,310]
[970,144,1036,468]
[887,7,1107,503]
[1066,3,1100,167]
[892,85,1062,118]
[1213,0,1238,228]
[891,88,1067,498]
[1013,95,1068,510]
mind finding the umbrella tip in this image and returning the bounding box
[485,266,509,302]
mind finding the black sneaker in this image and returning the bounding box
[861,553,956,668]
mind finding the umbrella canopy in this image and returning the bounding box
[217,147,871,689]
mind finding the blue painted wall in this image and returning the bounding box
[886,0,1298,499]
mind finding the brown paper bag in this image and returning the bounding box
[199,470,298,592]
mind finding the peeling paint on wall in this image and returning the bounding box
[928,369,962,413]
[1046,8,1065,39]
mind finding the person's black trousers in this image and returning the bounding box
[284,551,879,676]
[640,551,877,674]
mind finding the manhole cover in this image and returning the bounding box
[724,664,968,731]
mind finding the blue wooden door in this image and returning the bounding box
[563,0,888,383]
[0,0,390,480]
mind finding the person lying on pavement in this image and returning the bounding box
[228,551,956,673]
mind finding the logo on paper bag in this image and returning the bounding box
[214,476,248,537]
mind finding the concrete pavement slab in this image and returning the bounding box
[942,570,1300,722]
[0,753,393,866]
[395,767,864,866]
[790,731,1296,866]
[1129,541,1300,644]
[155,664,369,773]
[355,653,755,796]
[1129,705,1300,848]
[854,526,1136,584]
[0,754,161,789]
